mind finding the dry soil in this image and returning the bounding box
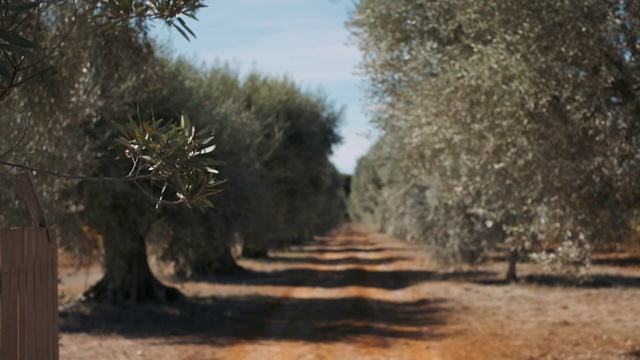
[58,224,640,360]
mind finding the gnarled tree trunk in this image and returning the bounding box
[81,188,182,304]
[241,243,269,259]
[83,230,181,303]
[213,243,246,274]
[506,249,519,283]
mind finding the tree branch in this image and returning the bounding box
[0,159,162,182]
[0,120,30,159]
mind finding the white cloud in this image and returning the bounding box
[156,1,373,173]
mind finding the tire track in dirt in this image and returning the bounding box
[215,225,444,360]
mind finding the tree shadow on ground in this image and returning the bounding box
[592,256,640,268]
[523,273,640,288]
[205,267,497,290]
[487,253,640,267]
[302,247,388,254]
[263,256,408,266]
[484,254,535,263]
[474,273,640,288]
[60,295,449,347]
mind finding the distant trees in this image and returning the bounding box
[349,0,640,280]
[149,60,344,276]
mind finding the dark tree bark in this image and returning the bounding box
[506,249,519,283]
[82,231,182,304]
[241,244,269,259]
[80,184,182,304]
[178,242,246,277]
[213,243,247,274]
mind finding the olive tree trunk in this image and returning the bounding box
[213,243,246,274]
[506,249,519,283]
[83,230,181,303]
[241,243,269,259]
[81,191,182,304]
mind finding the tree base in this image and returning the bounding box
[506,250,519,283]
[81,274,183,304]
[212,244,248,275]
[242,247,269,259]
[211,260,247,275]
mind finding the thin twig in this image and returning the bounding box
[0,159,161,182]
[133,180,188,207]
[0,120,31,159]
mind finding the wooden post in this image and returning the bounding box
[0,172,59,360]
[14,172,48,228]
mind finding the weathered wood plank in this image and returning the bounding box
[18,228,27,359]
[12,229,20,360]
[6,229,20,360]
[25,229,36,360]
[35,229,46,359]
[51,230,59,360]
[0,228,58,360]
[0,170,60,359]
[46,229,58,360]
[0,228,10,359]
[14,172,48,229]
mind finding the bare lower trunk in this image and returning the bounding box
[182,243,246,277]
[212,243,246,274]
[506,249,519,283]
[242,243,269,259]
[83,232,181,303]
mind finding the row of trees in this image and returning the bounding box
[0,1,345,302]
[348,0,640,280]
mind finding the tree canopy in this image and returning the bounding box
[349,0,640,279]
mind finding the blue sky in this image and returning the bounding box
[153,0,376,174]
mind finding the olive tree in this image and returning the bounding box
[0,0,224,303]
[349,0,640,280]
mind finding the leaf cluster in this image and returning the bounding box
[111,112,224,209]
[89,0,205,40]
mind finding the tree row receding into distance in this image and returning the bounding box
[0,1,345,303]
[348,0,640,280]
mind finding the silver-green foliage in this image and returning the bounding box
[143,59,344,275]
[349,0,640,274]
[111,112,224,210]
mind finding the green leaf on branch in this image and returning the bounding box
[177,17,197,39]
[7,2,39,12]
[111,111,224,209]
[0,43,31,56]
[0,30,36,48]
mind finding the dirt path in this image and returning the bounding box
[59,224,640,360]
[214,229,440,360]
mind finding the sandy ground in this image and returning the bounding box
[58,224,640,360]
